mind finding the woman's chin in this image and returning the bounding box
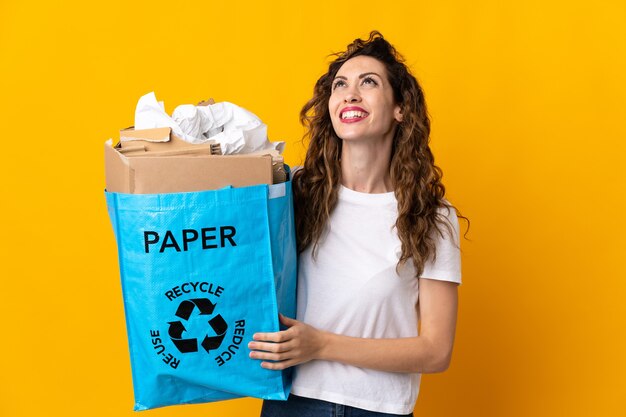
[336,128,370,141]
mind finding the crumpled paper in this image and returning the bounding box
[133,92,284,155]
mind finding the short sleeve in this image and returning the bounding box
[420,205,462,285]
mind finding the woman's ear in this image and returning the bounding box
[394,105,403,123]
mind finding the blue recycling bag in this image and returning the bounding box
[105,179,297,411]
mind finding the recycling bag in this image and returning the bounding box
[105,179,297,411]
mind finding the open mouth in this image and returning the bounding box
[340,109,369,122]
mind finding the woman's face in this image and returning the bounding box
[328,55,402,143]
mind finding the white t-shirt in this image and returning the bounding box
[290,185,462,415]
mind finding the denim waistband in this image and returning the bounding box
[261,394,414,417]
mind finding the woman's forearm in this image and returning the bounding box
[318,331,451,374]
[249,314,455,373]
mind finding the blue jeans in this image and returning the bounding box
[260,394,414,417]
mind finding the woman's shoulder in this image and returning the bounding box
[437,199,458,218]
[434,200,460,239]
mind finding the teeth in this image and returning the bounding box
[341,110,367,120]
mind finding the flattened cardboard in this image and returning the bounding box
[119,127,220,154]
[119,126,171,142]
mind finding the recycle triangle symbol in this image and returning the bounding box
[167,298,228,354]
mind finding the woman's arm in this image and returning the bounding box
[248,278,459,374]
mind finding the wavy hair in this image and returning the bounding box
[293,31,469,278]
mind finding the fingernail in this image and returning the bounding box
[248,342,255,348]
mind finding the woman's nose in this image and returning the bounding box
[344,85,361,103]
[344,93,361,103]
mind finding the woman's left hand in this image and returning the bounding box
[247,314,327,370]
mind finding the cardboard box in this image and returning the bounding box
[105,127,275,194]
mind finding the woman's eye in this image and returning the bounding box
[332,80,346,90]
[362,77,378,86]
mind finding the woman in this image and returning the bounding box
[249,31,467,417]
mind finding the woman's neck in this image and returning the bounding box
[340,138,393,193]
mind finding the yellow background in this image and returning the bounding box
[1,1,624,416]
